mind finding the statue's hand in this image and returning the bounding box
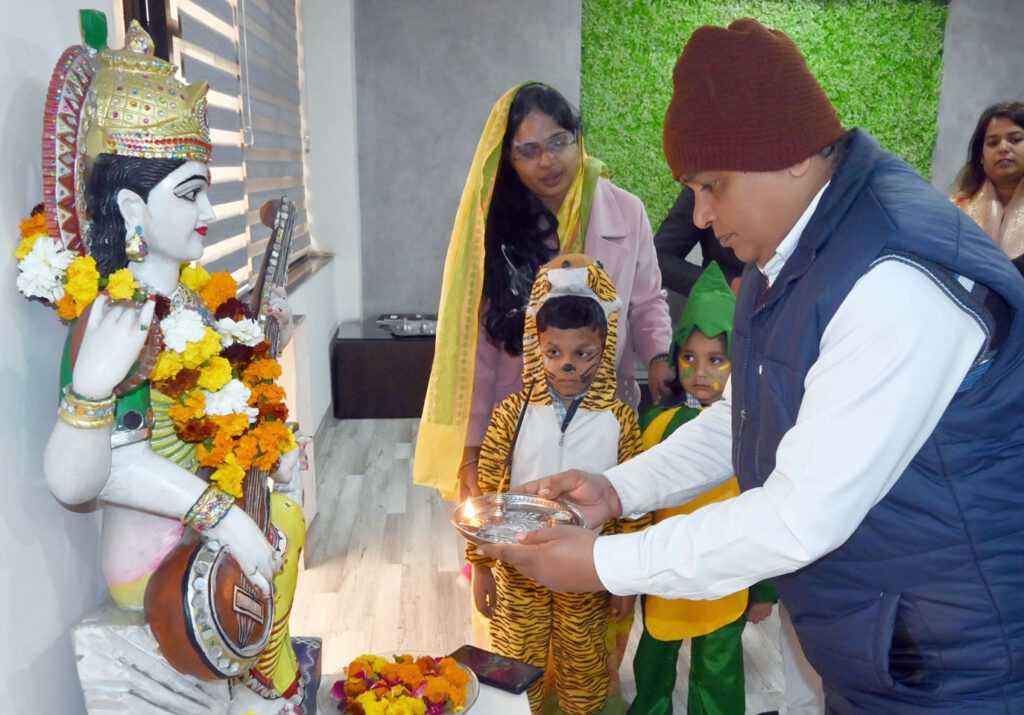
[208,506,283,596]
[73,295,157,399]
[264,284,294,348]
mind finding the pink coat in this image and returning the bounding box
[467,178,672,445]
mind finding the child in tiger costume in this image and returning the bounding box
[467,254,650,715]
[628,261,777,715]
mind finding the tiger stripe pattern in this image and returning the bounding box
[467,255,650,714]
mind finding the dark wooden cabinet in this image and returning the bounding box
[330,320,435,419]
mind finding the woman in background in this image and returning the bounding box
[951,101,1024,262]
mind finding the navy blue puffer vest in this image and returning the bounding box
[732,131,1024,712]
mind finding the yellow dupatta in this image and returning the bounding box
[414,82,605,500]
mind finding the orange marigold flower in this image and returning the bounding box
[169,403,201,426]
[197,432,235,468]
[398,663,425,689]
[380,662,402,683]
[241,358,282,385]
[248,382,286,406]
[169,390,206,423]
[344,677,368,699]
[20,212,47,239]
[234,434,260,468]
[415,656,435,675]
[56,293,77,320]
[442,665,468,690]
[209,412,250,438]
[252,449,279,472]
[253,420,293,453]
[199,271,238,313]
[422,677,451,705]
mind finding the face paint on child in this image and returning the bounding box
[677,330,731,405]
[539,326,605,402]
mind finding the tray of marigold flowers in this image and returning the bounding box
[318,652,478,714]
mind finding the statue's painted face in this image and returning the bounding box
[139,160,215,263]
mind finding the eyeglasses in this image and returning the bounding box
[511,130,577,162]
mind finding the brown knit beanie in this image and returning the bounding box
[663,18,844,178]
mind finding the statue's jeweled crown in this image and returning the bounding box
[86,20,211,162]
[44,18,212,253]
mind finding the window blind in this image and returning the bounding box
[168,0,310,286]
[238,0,311,275]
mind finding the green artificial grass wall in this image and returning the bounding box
[580,0,948,230]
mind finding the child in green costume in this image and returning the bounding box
[628,262,777,715]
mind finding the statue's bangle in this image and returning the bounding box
[58,385,116,429]
[650,353,670,364]
[183,485,236,534]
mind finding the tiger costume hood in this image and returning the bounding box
[522,254,622,410]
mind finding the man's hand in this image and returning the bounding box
[480,526,603,593]
[514,470,622,527]
[647,357,675,404]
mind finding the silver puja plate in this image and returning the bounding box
[452,493,588,546]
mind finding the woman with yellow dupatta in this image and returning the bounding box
[415,82,672,506]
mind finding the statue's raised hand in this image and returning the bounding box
[72,294,157,399]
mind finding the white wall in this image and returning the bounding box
[284,263,337,435]
[1,5,117,711]
[353,0,582,318]
[301,0,363,325]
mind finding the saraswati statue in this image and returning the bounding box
[16,13,311,714]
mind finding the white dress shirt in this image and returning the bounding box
[593,184,985,599]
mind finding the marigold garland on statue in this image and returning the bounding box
[150,264,295,497]
[13,206,296,497]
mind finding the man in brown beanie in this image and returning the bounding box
[483,18,1024,713]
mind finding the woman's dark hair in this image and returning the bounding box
[952,100,1024,199]
[86,155,186,277]
[535,295,607,341]
[481,83,582,355]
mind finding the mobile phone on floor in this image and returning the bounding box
[448,644,544,695]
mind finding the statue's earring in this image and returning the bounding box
[125,225,149,262]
